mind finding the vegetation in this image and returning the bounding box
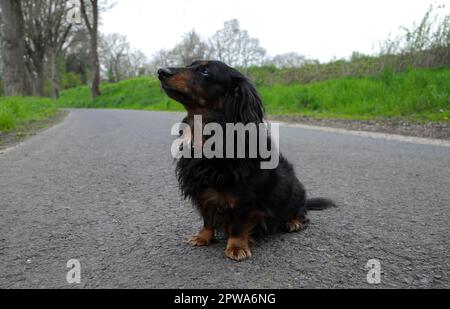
[54,3,450,124]
[58,77,182,111]
[246,5,450,86]
[0,97,59,132]
[1,3,448,129]
[58,67,450,122]
[260,68,450,121]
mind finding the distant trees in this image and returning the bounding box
[101,33,130,83]
[148,49,176,74]
[251,5,450,86]
[0,40,3,95]
[0,3,448,97]
[127,49,148,77]
[209,19,266,67]
[269,52,309,68]
[378,4,450,71]
[100,33,148,82]
[22,0,73,98]
[148,30,210,72]
[172,31,210,66]
[63,27,92,87]
[150,20,267,70]
[0,0,29,96]
[0,0,111,98]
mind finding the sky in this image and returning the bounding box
[101,0,448,63]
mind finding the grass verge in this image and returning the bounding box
[0,97,63,149]
[0,97,59,132]
[259,68,450,122]
[58,77,183,111]
[58,68,450,122]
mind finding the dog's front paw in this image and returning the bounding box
[187,235,212,247]
[225,246,252,261]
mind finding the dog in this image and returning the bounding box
[158,61,336,261]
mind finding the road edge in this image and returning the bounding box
[0,110,69,154]
[277,121,450,148]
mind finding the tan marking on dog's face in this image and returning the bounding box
[166,71,192,94]
[192,84,207,106]
[165,68,207,106]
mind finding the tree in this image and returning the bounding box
[127,49,148,77]
[171,30,210,66]
[22,0,73,98]
[209,19,266,67]
[100,33,148,82]
[80,0,101,98]
[0,8,3,95]
[0,0,29,96]
[100,33,129,82]
[0,33,3,95]
[46,1,73,99]
[148,49,177,73]
[64,27,92,85]
[270,52,308,68]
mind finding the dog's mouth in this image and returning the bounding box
[161,84,175,92]
[160,83,191,105]
[161,84,183,97]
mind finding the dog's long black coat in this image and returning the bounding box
[159,61,335,260]
[177,155,307,233]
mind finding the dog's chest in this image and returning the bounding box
[199,188,237,210]
[194,188,237,229]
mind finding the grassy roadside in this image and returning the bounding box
[0,97,63,149]
[1,66,448,148]
[0,97,59,132]
[59,77,183,112]
[260,68,450,122]
[58,68,450,123]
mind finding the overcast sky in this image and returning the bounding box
[101,0,448,63]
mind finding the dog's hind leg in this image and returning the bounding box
[283,215,309,233]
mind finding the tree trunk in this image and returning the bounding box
[91,35,101,98]
[34,56,45,97]
[80,0,101,98]
[49,51,60,99]
[0,0,28,96]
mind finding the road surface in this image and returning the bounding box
[0,109,449,288]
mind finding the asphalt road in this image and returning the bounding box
[0,109,449,289]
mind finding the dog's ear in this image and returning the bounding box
[225,75,265,124]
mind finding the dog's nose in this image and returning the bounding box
[158,68,173,80]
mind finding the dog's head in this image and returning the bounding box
[158,61,264,124]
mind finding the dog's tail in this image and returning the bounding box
[306,198,337,211]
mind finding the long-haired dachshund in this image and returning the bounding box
[158,61,336,261]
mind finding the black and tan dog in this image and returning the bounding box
[158,61,335,261]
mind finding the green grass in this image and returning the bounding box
[59,77,183,112]
[59,68,450,122]
[0,97,59,133]
[260,68,450,122]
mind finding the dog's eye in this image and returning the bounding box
[200,67,209,77]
